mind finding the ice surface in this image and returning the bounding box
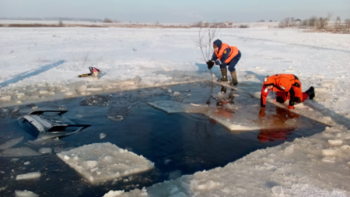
[16,172,41,180]
[1,27,350,196]
[57,143,154,184]
[39,147,52,154]
[149,100,297,131]
[15,190,39,197]
[0,136,24,150]
[0,147,40,157]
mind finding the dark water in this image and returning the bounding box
[0,82,325,197]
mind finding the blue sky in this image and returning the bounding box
[0,0,349,22]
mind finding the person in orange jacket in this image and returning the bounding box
[206,39,241,86]
[260,74,315,109]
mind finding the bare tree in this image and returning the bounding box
[193,25,219,104]
[193,25,219,63]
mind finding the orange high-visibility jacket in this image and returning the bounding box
[260,74,302,107]
[214,43,239,64]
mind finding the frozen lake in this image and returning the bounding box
[0,82,326,196]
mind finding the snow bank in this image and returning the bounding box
[16,172,41,180]
[57,143,154,184]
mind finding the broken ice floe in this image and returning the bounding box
[15,190,39,197]
[0,147,40,157]
[57,142,154,184]
[0,136,24,150]
[16,172,41,180]
[148,100,299,131]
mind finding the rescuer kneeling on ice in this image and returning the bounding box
[206,39,241,86]
[260,74,315,109]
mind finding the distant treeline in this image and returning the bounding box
[279,14,350,34]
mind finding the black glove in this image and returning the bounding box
[206,61,214,70]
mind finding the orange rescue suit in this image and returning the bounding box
[214,43,239,64]
[260,74,308,107]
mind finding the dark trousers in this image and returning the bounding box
[220,51,241,72]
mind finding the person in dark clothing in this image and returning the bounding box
[206,39,241,86]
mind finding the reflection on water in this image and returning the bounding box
[0,83,325,197]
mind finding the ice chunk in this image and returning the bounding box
[322,157,335,163]
[322,149,336,156]
[39,90,49,95]
[39,147,52,154]
[148,100,275,131]
[173,92,180,97]
[57,143,154,184]
[284,144,294,154]
[271,186,284,196]
[168,88,172,93]
[340,145,350,150]
[100,133,106,139]
[103,190,125,197]
[16,172,41,180]
[328,140,342,146]
[24,161,30,165]
[86,87,103,92]
[0,136,24,150]
[65,92,74,96]
[0,147,40,157]
[15,190,39,197]
[0,96,11,102]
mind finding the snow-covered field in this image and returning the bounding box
[1,27,350,196]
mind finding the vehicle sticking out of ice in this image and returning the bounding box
[18,110,90,140]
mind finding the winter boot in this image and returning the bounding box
[230,71,238,86]
[217,68,228,82]
[305,86,315,99]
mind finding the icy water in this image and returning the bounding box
[0,82,326,197]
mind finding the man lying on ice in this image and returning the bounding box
[260,74,315,109]
[206,39,241,86]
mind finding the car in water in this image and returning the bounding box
[18,110,90,140]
